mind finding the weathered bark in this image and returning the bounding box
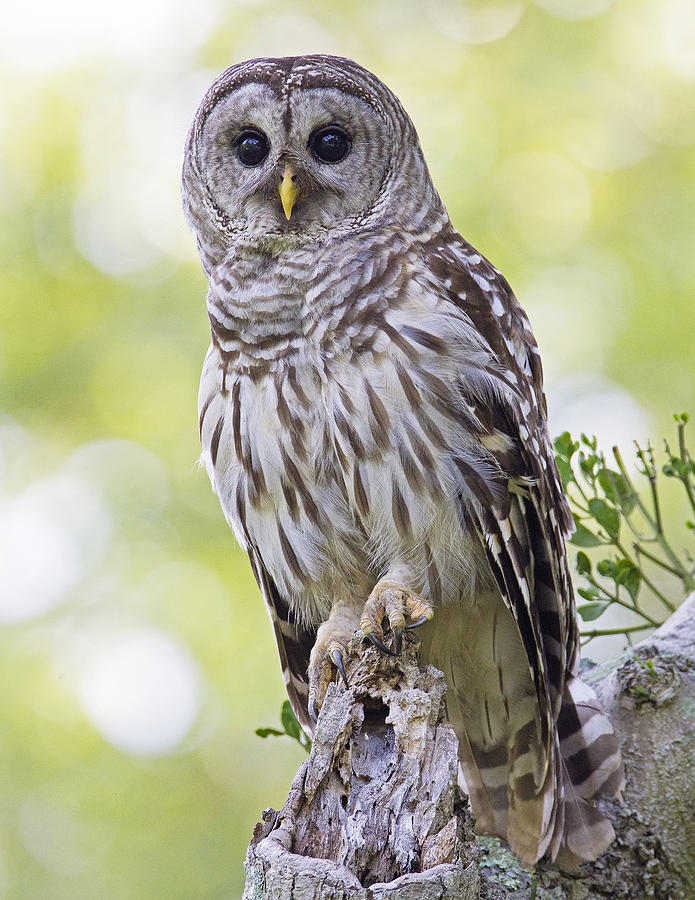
[243,635,479,899]
[243,595,695,899]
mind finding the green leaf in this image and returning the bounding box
[597,468,637,514]
[555,456,574,488]
[579,452,599,479]
[280,700,301,742]
[575,551,592,576]
[616,560,641,601]
[580,433,598,451]
[597,558,617,578]
[570,519,603,547]
[588,498,620,539]
[577,585,601,601]
[255,727,285,739]
[554,432,578,460]
[662,458,692,478]
[578,602,610,621]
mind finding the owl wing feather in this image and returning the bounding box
[244,535,315,737]
[421,230,623,863]
[424,230,576,699]
[198,345,316,738]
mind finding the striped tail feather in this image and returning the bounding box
[549,674,625,868]
[426,602,623,867]
[423,598,561,866]
[450,682,623,869]
[447,691,560,866]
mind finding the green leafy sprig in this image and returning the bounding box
[256,700,311,752]
[554,413,695,646]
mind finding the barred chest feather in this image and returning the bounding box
[198,240,508,627]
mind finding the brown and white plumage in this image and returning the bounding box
[183,54,624,867]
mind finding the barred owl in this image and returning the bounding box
[182,55,624,867]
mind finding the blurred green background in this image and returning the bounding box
[1,0,694,896]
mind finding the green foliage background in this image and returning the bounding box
[1,0,694,896]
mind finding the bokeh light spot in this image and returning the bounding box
[547,374,650,455]
[0,0,220,71]
[427,0,524,44]
[0,471,112,625]
[77,627,202,756]
[660,0,695,79]
[65,439,170,527]
[73,169,167,276]
[522,255,631,380]
[565,112,650,172]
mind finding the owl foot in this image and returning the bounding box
[360,579,434,656]
[307,602,359,720]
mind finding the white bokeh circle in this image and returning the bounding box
[77,627,202,757]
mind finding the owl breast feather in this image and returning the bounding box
[198,269,502,627]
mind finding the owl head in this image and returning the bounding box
[182,55,441,262]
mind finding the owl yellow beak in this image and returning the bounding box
[279,165,300,220]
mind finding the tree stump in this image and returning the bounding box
[242,635,480,899]
[244,594,695,899]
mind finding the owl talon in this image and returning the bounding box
[360,578,434,656]
[307,641,350,717]
[331,648,349,688]
[308,697,318,723]
[307,603,357,719]
[365,631,398,656]
[392,625,404,654]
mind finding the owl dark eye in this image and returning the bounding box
[235,129,269,167]
[309,126,351,163]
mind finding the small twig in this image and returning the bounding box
[677,420,695,515]
[582,624,654,639]
[641,442,664,536]
[634,543,684,579]
[582,573,660,625]
[613,446,657,531]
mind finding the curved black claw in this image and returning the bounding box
[392,625,403,655]
[365,631,398,656]
[406,615,431,630]
[331,648,349,688]
[308,697,318,723]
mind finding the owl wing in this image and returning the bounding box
[421,230,623,864]
[425,229,576,718]
[246,540,316,737]
[198,342,316,739]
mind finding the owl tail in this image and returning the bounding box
[448,670,624,867]
[547,674,625,868]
